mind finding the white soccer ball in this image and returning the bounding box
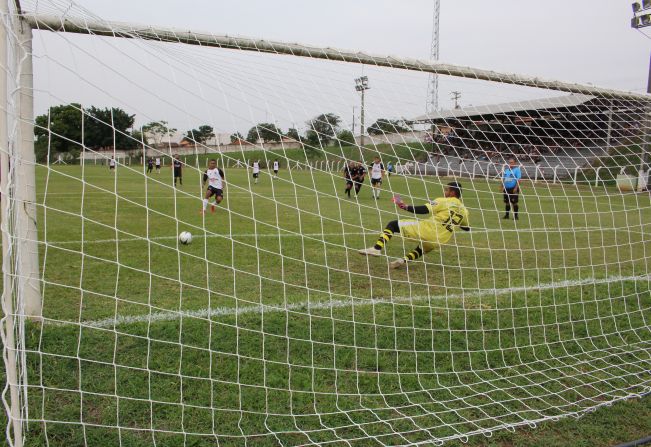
[179,231,193,245]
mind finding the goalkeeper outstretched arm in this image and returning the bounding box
[401,204,471,231]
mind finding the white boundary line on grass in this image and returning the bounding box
[53,273,651,329]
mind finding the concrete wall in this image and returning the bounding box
[80,141,303,161]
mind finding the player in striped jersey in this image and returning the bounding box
[369,156,384,199]
[252,160,260,184]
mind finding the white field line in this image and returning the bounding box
[53,273,651,330]
[44,226,631,246]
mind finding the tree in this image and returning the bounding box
[34,103,83,162]
[336,129,356,146]
[84,106,137,149]
[34,104,137,162]
[230,132,244,144]
[246,123,282,144]
[305,113,341,147]
[143,120,177,147]
[286,128,300,142]
[367,118,411,135]
[184,125,215,145]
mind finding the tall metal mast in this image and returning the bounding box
[426,0,441,114]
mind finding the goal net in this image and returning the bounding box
[1,2,650,446]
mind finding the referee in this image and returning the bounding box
[502,157,521,220]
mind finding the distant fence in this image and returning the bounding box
[75,151,631,187]
[79,141,303,162]
[394,160,624,186]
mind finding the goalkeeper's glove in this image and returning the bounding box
[392,194,407,210]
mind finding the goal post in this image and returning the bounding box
[14,17,41,319]
[1,3,650,447]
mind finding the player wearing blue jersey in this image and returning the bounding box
[502,157,521,220]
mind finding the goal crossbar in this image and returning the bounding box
[23,13,649,101]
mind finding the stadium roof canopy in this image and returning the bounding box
[409,93,596,125]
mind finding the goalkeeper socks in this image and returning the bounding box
[513,205,519,219]
[374,229,394,250]
[404,246,423,261]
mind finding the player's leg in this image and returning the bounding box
[202,188,214,212]
[503,189,511,219]
[355,180,364,195]
[390,242,435,269]
[345,180,352,197]
[214,189,223,205]
[374,179,382,199]
[512,193,519,220]
[359,220,402,256]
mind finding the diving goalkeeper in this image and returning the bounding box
[358,182,470,269]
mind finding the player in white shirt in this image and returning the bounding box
[155,157,161,174]
[369,156,385,199]
[252,160,260,184]
[273,159,279,178]
[201,159,225,214]
[109,156,116,172]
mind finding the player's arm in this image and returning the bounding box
[514,169,522,192]
[219,168,225,186]
[393,195,430,215]
[202,171,208,186]
[459,213,470,231]
[404,204,430,215]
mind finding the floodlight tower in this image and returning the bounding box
[426,0,441,114]
[355,76,370,148]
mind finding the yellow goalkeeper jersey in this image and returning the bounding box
[423,197,469,244]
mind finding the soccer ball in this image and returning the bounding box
[179,231,192,245]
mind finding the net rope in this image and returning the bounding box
[0,1,650,446]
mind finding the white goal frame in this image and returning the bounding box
[1,5,650,447]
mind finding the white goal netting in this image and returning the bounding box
[1,1,650,446]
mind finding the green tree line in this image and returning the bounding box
[34,103,412,162]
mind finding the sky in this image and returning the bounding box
[25,0,651,136]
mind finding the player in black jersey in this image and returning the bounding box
[173,154,182,186]
[353,161,366,196]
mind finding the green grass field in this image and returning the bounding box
[14,162,651,446]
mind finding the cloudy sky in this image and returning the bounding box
[26,0,650,135]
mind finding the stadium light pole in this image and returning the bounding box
[631,1,651,190]
[355,76,370,151]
